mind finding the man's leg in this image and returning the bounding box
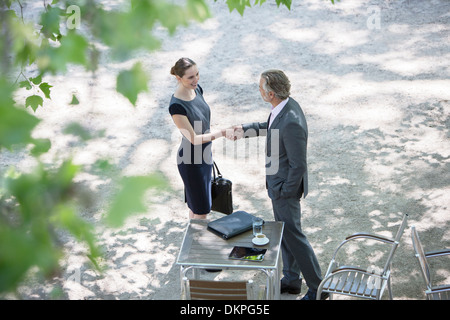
[272,197,322,291]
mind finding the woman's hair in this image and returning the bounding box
[261,69,291,100]
[170,57,196,78]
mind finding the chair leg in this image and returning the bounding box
[316,281,325,300]
[387,278,393,300]
[316,289,322,301]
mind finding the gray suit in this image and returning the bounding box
[243,97,322,291]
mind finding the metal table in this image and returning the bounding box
[176,219,284,300]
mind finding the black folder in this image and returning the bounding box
[207,211,262,240]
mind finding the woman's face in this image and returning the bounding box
[178,65,199,90]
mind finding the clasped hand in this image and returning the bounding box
[224,125,244,141]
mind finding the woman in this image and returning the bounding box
[169,58,227,219]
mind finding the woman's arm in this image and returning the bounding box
[171,114,226,145]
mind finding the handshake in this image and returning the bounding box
[223,125,244,141]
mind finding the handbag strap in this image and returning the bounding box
[212,161,222,179]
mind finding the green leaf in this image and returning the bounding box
[0,225,40,292]
[30,138,51,156]
[39,82,52,99]
[51,205,101,267]
[106,174,167,228]
[4,0,13,8]
[25,95,43,112]
[225,0,251,15]
[37,31,88,73]
[70,94,79,105]
[158,4,189,35]
[92,159,114,173]
[63,122,92,141]
[19,80,32,90]
[0,106,39,149]
[116,62,149,106]
[58,31,88,65]
[9,14,40,67]
[30,74,42,85]
[93,9,161,60]
[275,0,291,10]
[0,78,40,149]
[225,0,294,14]
[187,0,211,21]
[39,5,63,40]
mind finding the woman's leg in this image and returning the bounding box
[189,209,208,219]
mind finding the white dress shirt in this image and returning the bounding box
[268,97,289,128]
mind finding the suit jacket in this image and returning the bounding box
[242,97,308,200]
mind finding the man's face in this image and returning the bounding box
[259,77,272,103]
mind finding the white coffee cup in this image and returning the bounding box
[252,233,269,245]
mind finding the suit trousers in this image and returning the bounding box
[271,196,323,291]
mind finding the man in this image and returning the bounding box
[233,70,327,300]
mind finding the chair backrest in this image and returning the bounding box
[411,225,433,289]
[382,213,408,274]
[186,279,252,300]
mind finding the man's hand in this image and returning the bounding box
[226,125,244,140]
[233,125,244,140]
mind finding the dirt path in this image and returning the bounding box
[4,0,449,300]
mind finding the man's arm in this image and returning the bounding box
[233,122,268,139]
[280,121,307,198]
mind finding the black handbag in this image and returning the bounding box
[211,161,233,215]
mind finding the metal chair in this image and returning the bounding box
[182,277,258,300]
[317,213,408,300]
[411,225,450,300]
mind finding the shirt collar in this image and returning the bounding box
[269,98,289,128]
[271,97,289,115]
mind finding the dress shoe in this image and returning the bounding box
[280,279,302,294]
[301,289,329,300]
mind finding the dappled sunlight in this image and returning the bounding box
[6,0,448,300]
[270,19,320,43]
[436,262,450,286]
[221,64,255,85]
[325,176,352,186]
[356,51,450,77]
[181,35,218,58]
[67,215,189,299]
[241,33,281,57]
[122,139,170,176]
[411,188,450,230]
[313,22,371,55]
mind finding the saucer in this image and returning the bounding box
[252,236,269,246]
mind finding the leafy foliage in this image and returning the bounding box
[218,0,337,15]
[106,174,167,228]
[116,63,149,106]
[0,161,92,292]
[0,0,208,295]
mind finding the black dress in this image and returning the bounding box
[169,85,213,215]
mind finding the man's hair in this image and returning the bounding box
[261,69,291,100]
